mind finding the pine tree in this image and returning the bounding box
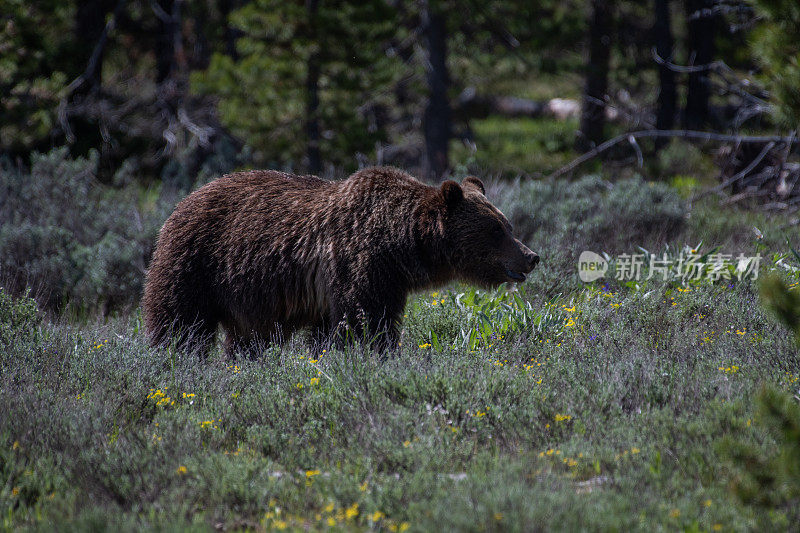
[192,0,402,172]
[749,0,800,127]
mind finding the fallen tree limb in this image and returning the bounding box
[453,88,586,121]
[547,129,800,179]
[694,140,776,200]
[452,88,545,120]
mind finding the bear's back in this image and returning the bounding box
[220,170,329,192]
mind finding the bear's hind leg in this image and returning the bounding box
[222,322,282,359]
[309,317,335,351]
[179,321,217,358]
[145,306,217,358]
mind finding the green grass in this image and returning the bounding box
[2,177,800,531]
[486,70,584,102]
[2,269,799,531]
[452,116,579,177]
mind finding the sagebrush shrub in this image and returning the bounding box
[0,288,39,348]
[497,174,685,252]
[0,149,171,312]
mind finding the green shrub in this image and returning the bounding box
[720,386,800,528]
[761,273,800,345]
[0,148,172,313]
[0,287,39,348]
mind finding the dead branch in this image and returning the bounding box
[59,0,127,143]
[548,129,800,179]
[721,188,772,205]
[651,48,770,128]
[694,140,776,199]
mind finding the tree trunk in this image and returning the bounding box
[653,0,676,148]
[683,0,716,129]
[155,0,185,84]
[73,0,118,93]
[577,0,613,153]
[191,3,210,70]
[422,1,451,181]
[220,0,241,60]
[305,0,322,174]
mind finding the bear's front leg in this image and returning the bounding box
[359,296,404,353]
[327,295,402,352]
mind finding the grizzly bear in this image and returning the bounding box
[142,167,539,355]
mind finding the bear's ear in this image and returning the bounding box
[462,176,485,195]
[440,180,464,208]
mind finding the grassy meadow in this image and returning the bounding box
[2,166,800,532]
[5,1,800,530]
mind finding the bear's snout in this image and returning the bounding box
[502,239,539,283]
[511,239,537,270]
[516,241,539,274]
[526,250,540,271]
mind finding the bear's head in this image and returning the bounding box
[437,177,539,286]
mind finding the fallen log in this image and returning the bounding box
[452,88,583,121]
[548,129,800,179]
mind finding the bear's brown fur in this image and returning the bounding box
[142,167,539,354]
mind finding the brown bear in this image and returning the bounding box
[142,167,539,355]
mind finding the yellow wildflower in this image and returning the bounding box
[345,503,359,519]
